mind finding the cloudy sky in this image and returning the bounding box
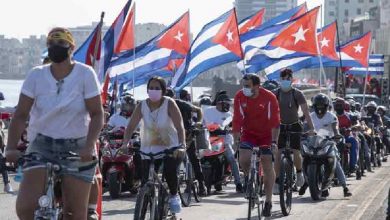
[1,0,323,39]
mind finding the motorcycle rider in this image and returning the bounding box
[107,95,136,132]
[233,74,280,217]
[272,69,316,194]
[299,93,352,197]
[165,88,207,196]
[377,105,390,156]
[203,93,243,193]
[334,98,359,175]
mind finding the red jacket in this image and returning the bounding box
[233,87,280,147]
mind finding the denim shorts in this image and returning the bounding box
[25,134,96,183]
[239,142,273,155]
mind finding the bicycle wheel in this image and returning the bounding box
[134,186,154,220]
[256,174,264,220]
[279,158,292,216]
[178,161,192,207]
[157,184,170,220]
[247,168,255,219]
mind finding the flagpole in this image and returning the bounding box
[92,12,105,71]
[335,20,345,97]
[362,67,369,105]
[188,9,194,102]
[132,3,136,96]
[315,6,327,94]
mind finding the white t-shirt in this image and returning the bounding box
[108,113,129,130]
[310,111,338,137]
[202,106,233,127]
[21,62,101,141]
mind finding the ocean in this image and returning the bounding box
[0,79,211,108]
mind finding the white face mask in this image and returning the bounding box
[243,88,253,97]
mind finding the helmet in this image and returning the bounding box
[120,95,136,116]
[312,93,329,115]
[262,80,280,91]
[366,101,378,115]
[348,99,356,111]
[199,96,212,106]
[355,102,362,111]
[333,98,346,114]
[377,105,387,116]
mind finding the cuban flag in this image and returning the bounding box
[239,8,266,35]
[346,54,384,75]
[254,21,338,79]
[171,9,243,90]
[108,11,190,86]
[238,4,307,72]
[319,31,372,68]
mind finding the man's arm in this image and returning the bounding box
[191,105,203,123]
[232,94,243,145]
[301,103,315,131]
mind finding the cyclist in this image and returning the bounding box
[272,69,315,194]
[165,88,207,196]
[299,93,352,197]
[5,27,103,219]
[121,77,186,214]
[232,74,280,217]
[203,93,243,192]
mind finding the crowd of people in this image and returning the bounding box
[0,27,389,220]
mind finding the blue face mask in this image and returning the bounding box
[280,80,292,91]
[243,88,253,97]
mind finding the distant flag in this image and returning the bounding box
[238,8,266,35]
[171,8,243,90]
[110,75,118,115]
[108,11,190,86]
[346,54,384,75]
[114,4,135,54]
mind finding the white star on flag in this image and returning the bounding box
[320,37,330,48]
[174,31,184,42]
[226,29,233,42]
[247,26,255,31]
[354,44,363,53]
[291,25,309,45]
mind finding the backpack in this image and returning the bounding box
[275,88,299,110]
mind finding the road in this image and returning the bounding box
[0,160,389,220]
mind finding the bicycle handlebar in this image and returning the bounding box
[130,145,184,159]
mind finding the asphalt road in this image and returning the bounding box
[0,160,389,220]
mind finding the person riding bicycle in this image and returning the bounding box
[165,88,207,196]
[334,98,359,175]
[203,93,243,193]
[107,94,136,132]
[272,69,315,195]
[5,27,103,219]
[299,93,352,197]
[232,74,280,217]
[121,77,186,214]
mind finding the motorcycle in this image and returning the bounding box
[100,127,141,199]
[199,123,231,195]
[301,129,337,201]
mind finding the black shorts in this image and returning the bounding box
[278,122,303,150]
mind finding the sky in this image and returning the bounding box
[1,0,323,40]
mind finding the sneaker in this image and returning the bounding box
[321,189,329,198]
[272,183,279,195]
[236,183,243,193]
[87,209,99,220]
[4,183,13,193]
[169,195,182,214]
[343,187,352,197]
[296,171,305,187]
[262,201,272,217]
[298,183,307,196]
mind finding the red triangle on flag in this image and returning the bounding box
[318,22,338,60]
[115,4,135,54]
[341,32,372,67]
[158,12,190,55]
[212,9,243,58]
[166,58,185,72]
[291,3,308,20]
[239,8,265,34]
[86,25,102,66]
[270,7,319,56]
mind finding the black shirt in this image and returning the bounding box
[175,99,194,130]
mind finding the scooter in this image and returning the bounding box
[301,129,337,201]
[100,127,141,199]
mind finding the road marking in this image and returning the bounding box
[346,204,358,207]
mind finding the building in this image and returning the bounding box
[380,0,390,28]
[234,0,297,22]
[324,0,380,41]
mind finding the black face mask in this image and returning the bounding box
[48,45,70,63]
[314,106,326,116]
[335,109,344,115]
[220,103,230,112]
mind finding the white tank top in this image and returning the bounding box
[140,97,179,155]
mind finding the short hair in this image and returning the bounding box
[280,68,293,78]
[242,74,260,86]
[179,89,189,100]
[165,88,175,98]
[147,76,167,95]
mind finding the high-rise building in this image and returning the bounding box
[324,0,380,41]
[234,0,298,22]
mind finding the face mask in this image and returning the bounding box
[243,88,253,97]
[280,80,292,91]
[148,90,162,102]
[48,45,70,63]
[314,107,326,116]
[221,103,230,112]
[335,109,344,115]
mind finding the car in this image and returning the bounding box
[345,94,381,105]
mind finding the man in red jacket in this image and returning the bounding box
[233,74,280,217]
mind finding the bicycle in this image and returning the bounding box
[15,152,97,220]
[178,154,201,207]
[133,146,183,220]
[246,145,264,220]
[278,131,304,216]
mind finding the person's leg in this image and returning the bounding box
[16,168,47,220]
[335,160,352,197]
[346,136,358,172]
[186,140,206,191]
[260,152,275,217]
[224,143,241,186]
[238,148,251,176]
[163,156,183,214]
